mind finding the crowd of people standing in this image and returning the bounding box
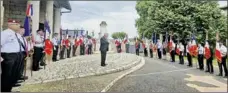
[0,19,96,92]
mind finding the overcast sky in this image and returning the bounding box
[61,1,227,38]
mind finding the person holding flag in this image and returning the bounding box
[156,39,162,59]
[60,35,67,59]
[149,41,154,58]
[51,33,59,62]
[135,38,140,56]
[204,41,214,74]
[179,42,185,64]
[198,43,204,70]
[142,41,148,57]
[66,35,72,58]
[72,36,78,57]
[43,19,53,65]
[176,42,181,62]
[123,35,130,53]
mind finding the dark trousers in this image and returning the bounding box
[157,49,162,59]
[60,46,66,59]
[125,44,129,53]
[67,47,71,58]
[117,45,121,53]
[218,56,228,76]
[171,50,175,62]
[72,45,77,56]
[136,49,139,56]
[179,51,184,64]
[206,58,214,73]
[187,53,192,66]
[80,44,85,55]
[101,51,107,66]
[32,47,44,71]
[52,46,59,61]
[144,48,148,57]
[198,54,204,70]
[149,49,153,58]
[88,45,92,55]
[1,53,20,92]
[18,52,26,81]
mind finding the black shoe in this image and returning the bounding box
[17,80,24,83]
[19,76,28,80]
[205,71,209,72]
[13,83,21,87]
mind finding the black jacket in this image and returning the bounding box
[100,37,109,52]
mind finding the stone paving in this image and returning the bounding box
[23,53,141,85]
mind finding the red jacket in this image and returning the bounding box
[44,39,53,55]
[65,39,70,48]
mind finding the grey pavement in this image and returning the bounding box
[108,54,227,92]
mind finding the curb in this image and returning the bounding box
[101,56,145,92]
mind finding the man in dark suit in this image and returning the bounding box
[100,33,109,67]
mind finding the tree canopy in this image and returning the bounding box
[111,32,127,40]
[135,0,227,45]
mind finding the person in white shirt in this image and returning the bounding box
[186,41,192,67]
[156,39,162,59]
[51,33,59,62]
[217,41,227,77]
[87,37,93,55]
[1,19,21,92]
[32,29,45,71]
[198,43,204,70]
[179,42,185,64]
[170,40,176,62]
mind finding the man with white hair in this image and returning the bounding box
[100,33,109,67]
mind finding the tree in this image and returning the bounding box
[111,32,127,40]
[135,0,227,45]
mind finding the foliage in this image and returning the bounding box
[135,0,227,45]
[111,32,127,40]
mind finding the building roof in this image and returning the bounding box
[220,6,227,10]
[54,0,71,11]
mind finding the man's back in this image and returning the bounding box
[100,37,109,52]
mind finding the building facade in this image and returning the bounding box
[0,0,71,38]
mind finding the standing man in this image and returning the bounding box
[1,19,21,92]
[156,39,162,59]
[205,41,214,74]
[162,42,167,60]
[187,41,192,67]
[142,41,148,57]
[169,40,176,62]
[32,29,44,71]
[72,36,78,56]
[135,39,140,56]
[179,42,185,64]
[60,35,67,59]
[217,41,228,77]
[80,36,85,55]
[100,33,109,67]
[149,41,153,58]
[87,37,93,55]
[51,33,59,62]
[66,35,72,58]
[198,43,204,70]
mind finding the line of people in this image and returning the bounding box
[0,19,96,92]
[135,38,227,78]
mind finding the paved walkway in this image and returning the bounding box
[22,53,141,85]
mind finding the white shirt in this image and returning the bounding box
[17,33,26,51]
[180,44,184,52]
[157,42,162,49]
[51,37,59,46]
[198,46,204,55]
[34,34,44,47]
[186,44,191,53]
[220,45,227,57]
[1,29,21,53]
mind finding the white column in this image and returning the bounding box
[54,7,61,38]
[46,1,54,39]
[28,1,40,36]
[0,1,4,31]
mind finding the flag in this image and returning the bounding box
[168,35,173,53]
[190,34,198,57]
[23,16,30,36]
[123,35,128,44]
[66,29,69,38]
[176,45,180,55]
[44,19,51,40]
[215,42,222,62]
[26,4,33,17]
[204,41,211,59]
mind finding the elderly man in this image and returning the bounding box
[1,19,21,92]
[100,33,109,67]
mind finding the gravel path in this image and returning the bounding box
[23,53,141,84]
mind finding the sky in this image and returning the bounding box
[61,1,227,38]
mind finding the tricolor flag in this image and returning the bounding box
[23,16,30,37]
[44,19,51,39]
[44,19,53,55]
[26,4,33,17]
[123,34,128,44]
[215,42,222,62]
[176,44,180,55]
[204,41,211,60]
[190,34,198,57]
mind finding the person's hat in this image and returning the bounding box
[36,29,44,32]
[8,19,20,24]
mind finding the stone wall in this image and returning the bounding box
[2,0,47,30]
